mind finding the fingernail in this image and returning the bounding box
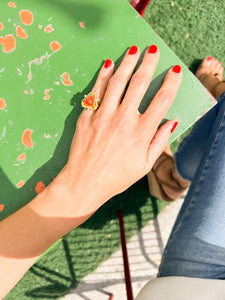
[171,121,179,133]
[172,65,181,73]
[148,44,158,54]
[128,45,138,55]
[104,59,112,68]
[206,56,212,61]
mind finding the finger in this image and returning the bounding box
[100,45,140,112]
[142,65,182,133]
[81,59,114,115]
[121,44,160,113]
[92,59,115,99]
[147,120,179,170]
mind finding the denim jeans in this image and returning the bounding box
[158,92,225,279]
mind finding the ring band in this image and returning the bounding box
[81,92,100,111]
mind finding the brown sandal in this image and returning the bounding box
[147,152,189,202]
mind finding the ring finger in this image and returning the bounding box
[81,59,114,114]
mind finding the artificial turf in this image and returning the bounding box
[5,0,225,299]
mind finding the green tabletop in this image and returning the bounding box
[0,0,214,221]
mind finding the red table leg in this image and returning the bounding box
[118,211,134,300]
[130,0,151,17]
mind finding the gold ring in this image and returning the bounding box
[81,92,100,111]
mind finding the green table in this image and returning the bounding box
[0,0,214,221]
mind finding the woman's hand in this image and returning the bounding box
[0,46,182,298]
[54,44,182,214]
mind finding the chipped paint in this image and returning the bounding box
[0,98,6,110]
[79,22,85,29]
[50,41,61,52]
[16,25,28,39]
[44,89,51,100]
[35,181,45,194]
[17,68,22,75]
[8,2,16,8]
[60,72,73,86]
[17,152,26,161]
[27,55,47,82]
[1,126,6,138]
[44,24,54,33]
[22,129,33,148]
[19,10,34,26]
[0,34,16,53]
[16,180,25,188]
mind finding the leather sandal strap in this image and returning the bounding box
[153,152,188,191]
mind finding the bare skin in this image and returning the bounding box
[0,45,182,299]
[150,56,225,201]
[196,56,225,98]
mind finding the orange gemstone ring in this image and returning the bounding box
[81,92,100,111]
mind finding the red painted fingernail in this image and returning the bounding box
[171,121,179,133]
[148,44,158,53]
[172,65,181,73]
[104,59,112,68]
[128,45,138,55]
[206,56,212,61]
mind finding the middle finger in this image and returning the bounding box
[99,45,140,112]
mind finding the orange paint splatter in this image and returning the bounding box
[35,181,45,194]
[16,180,25,188]
[27,55,46,81]
[16,25,28,39]
[0,34,16,53]
[8,2,16,7]
[22,129,33,148]
[44,24,54,33]
[0,204,4,212]
[50,41,61,52]
[24,90,29,95]
[60,72,73,86]
[0,23,4,30]
[79,22,85,29]
[44,89,51,100]
[0,98,6,110]
[17,152,26,161]
[19,10,33,26]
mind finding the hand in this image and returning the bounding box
[0,46,182,298]
[55,44,182,214]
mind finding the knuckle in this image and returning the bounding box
[131,72,148,87]
[91,116,102,132]
[156,89,171,105]
[76,114,88,131]
[108,73,124,88]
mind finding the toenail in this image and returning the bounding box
[206,56,212,61]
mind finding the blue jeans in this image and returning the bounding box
[158,92,225,279]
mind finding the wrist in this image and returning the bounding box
[29,164,105,231]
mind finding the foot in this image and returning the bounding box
[148,146,190,201]
[196,56,225,98]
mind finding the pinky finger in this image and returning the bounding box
[147,120,179,169]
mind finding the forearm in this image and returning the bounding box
[0,170,96,298]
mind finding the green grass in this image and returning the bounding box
[6,0,225,299]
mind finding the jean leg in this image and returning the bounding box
[158,97,225,279]
[175,92,225,181]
